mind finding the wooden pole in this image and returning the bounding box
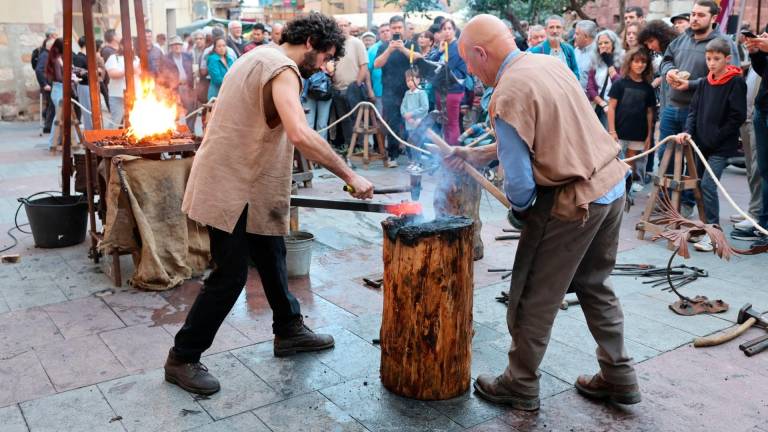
[61,0,74,196]
[119,0,135,129]
[133,0,150,77]
[81,0,102,131]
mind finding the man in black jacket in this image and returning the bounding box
[675,39,746,252]
[744,31,768,248]
[35,38,55,133]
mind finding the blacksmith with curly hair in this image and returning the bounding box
[164,12,373,396]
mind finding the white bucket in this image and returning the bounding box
[285,231,314,278]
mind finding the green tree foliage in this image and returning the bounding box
[466,0,591,24]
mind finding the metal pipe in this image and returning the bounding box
[120,0,136,128]
[61,0,74,196]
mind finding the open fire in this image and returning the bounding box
[125,78,178,142]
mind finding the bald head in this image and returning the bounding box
[458,14,518,86]
[336,18,351,36]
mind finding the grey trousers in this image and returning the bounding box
[741,120,763,219]
[502,189,637,396]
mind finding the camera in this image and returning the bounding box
[392,33,401,41]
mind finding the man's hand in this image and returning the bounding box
[43,84,51,91]
[389,40,405,52]
[675,132,691,145]
[346,174,374,199]
[746,36,768,53]
[671,79,689,91]
[666,69,679,86]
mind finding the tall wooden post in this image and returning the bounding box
[133,0,150,77]
[119,0,135,128]
[61,0,74,196]
[82,0,102,131]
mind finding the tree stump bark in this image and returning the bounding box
[433,167,484,259]
[380,215,474,400]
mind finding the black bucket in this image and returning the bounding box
[19,194,88,248]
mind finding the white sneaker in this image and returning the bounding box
[693,234,714,252]
[631,182,644,193]
[730,214,746,223]
[734,219,754,230]
[387,158,398,168]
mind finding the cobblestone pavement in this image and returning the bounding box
[1,121,767,431]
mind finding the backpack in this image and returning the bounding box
[306,72,332,101]
[31,47,41,70]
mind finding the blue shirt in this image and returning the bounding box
[494,50,626,211]
[368,42,383,97]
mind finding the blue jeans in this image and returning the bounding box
[304,97,332,141]
[108,96,124,129]
[658,106,695,207]
[49,82,63,148]
[698,155,728,225]
[752,109,768,227]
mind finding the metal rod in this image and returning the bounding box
[119,0,136,128]
[81,0,102,131]
[61,0,74,196]
[290,195,392,213]
[133,0,150,77]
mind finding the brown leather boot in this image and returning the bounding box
[575,372,641,404]
[473,374,540,411]
[164,349,220,395]
[273,319,335,357]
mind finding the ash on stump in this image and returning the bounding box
[380,215,474,400]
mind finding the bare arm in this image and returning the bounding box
[356,60,368,85]
[271,69,373,198]
[607,98,618,139]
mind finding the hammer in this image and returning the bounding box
[693,303,768,348]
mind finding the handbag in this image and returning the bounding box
[307,72,333,101]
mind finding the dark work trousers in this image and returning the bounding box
[42,89,55,131]
[173,209,302,363]
[331,84,366,150]
[382,92,404,159]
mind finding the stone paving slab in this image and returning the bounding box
[185,412,270,432]
[320,377,463,432]
[99,369,213,432]
[194,352,283,420]
[42,296,124,340]
[20,385,124,432]
[0,307,63,359]
[99,324,175,373]
[0,404,29,432]
[0,350,55,408]
[253,391,368,432]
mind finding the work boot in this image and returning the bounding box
[164,349,220,396]
[473,374,540,411]
[574,372,641,405]
[273,318,335,357]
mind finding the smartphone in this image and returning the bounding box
[741,29,758,38]
[392,33,401,41]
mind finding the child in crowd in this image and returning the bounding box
[676,39,746,252]
[607,47,657,196]
[400,68,429,167]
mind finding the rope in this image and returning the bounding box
[621,135,674,163]
[70,98,121,128]
[316,101,431,155]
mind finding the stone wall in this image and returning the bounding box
[0,23,49,121]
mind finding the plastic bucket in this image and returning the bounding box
[285,231,314,278]
[20,194,88,248]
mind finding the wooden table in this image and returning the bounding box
[82,129,200,286]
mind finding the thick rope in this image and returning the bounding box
[70,98,121,128]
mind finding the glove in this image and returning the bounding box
[600,52,613,66]
[507,208,528,230]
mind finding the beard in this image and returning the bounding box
[298,50,320,79]
[691,22,711,35]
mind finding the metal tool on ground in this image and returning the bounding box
[743,335,768,356]
[503,228,521,233]
[495,234,520,241]
[488,268,513,280]
[290,196,423,217]
[560,298,580,310]
[739,333,768,353]
[363,278,383,289]
[693,304,767,347]
[425,130,512,209]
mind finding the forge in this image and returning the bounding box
[380,215,474,400]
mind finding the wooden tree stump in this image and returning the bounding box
[380,215,474,400]
[433,167,484,259]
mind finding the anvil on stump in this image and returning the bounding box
[380,216,474,400]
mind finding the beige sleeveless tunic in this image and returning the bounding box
[182,47,302,235]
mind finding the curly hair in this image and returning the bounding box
[620,47,654,83]
[637,20,677,53]
[281,12,345,60]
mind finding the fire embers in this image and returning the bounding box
[125,78,178,142]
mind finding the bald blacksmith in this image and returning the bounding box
[164,13,374,396]
[447,15,640,410]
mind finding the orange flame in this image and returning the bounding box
[385,201,423,217]
[125,79,177,141]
